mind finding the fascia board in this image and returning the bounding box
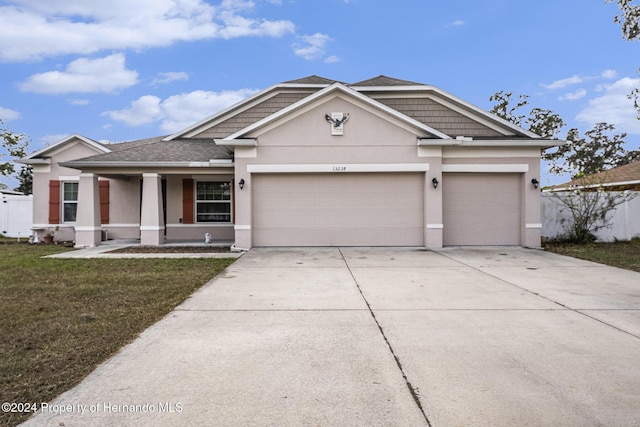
[16,158,50,165]
[224,82,451,140]
[546,179,640,192]
[419,138,566,148]
[59,161,234,169]
[25,134,110,159]
[213,139,257,147]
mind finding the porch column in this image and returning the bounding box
[75,173,102,247]
[140,173,165,245]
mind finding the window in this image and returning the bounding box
[196,182,231,223]
[62,182,78,222]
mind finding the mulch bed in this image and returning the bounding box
[107,246,232,253]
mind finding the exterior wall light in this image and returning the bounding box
[531,178,539,189]
[432,177,439,189]
[238,179,245,190]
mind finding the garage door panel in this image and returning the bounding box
[255,225,423,246]
[443,173,521,246]
[253,173,424,246]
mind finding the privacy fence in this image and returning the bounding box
[542,191,640,242]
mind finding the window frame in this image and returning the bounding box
[195,181,232,224]
[61,181,79,223]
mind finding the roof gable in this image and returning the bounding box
[223,82,450,140]
[24,134,110,160]
[160,75,544,145]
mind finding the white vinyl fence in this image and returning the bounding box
[0,194,33,238]
[542,191,640,242]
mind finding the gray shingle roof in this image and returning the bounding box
[100,135,168,152]
[65,138,231,165]
[283,75,343,85]
[351,75,425,87]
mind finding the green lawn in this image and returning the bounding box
[544,238,640,273]
[0,243,236,427]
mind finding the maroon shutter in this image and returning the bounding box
[183,179,194,224]
[48,180,60,224]
[99,180,110,224]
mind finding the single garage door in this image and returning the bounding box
[252,173,424,246]
[443,173,521,246]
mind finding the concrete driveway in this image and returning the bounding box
[22,248,640,426]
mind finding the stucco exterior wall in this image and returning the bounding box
[233,97,543,249]
[31,140,108,241]
[164,174,234,241]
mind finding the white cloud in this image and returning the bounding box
[558,88,587,101]
[103,95,163,126]
[20,54,138,94]
[151,72,189,86]
[0,0,295,62]
[451,20,465,26]
[324,55,340,64]
[103,88,259,132]
[0,106,21,121]
[294,33,331,61]
[576,77,640,134]
[601,69,618,79]
[541,75,583,90]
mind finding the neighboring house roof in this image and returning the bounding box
[0,189,24,195]
[549,160,640,191]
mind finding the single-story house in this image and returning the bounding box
[19,75,558,249]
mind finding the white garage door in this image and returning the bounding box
[443,173,521,246]
[252,173,424,246]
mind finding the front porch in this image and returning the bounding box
[72,170,236,248]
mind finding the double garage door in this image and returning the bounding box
[251,172,522,247]
[252,173,424,246]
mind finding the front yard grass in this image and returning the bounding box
[0,243,236,427]
[544,238,640,273]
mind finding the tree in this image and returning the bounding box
[606,0,640,41]
[1,119,31,193]
[546,123,640,179]
[489,91,565,139]
[489,91,638,242]
[606,0,640,119]
[15,164,33,195]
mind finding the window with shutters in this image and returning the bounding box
[62,182,78,222]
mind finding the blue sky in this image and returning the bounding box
[1,0,639,188]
